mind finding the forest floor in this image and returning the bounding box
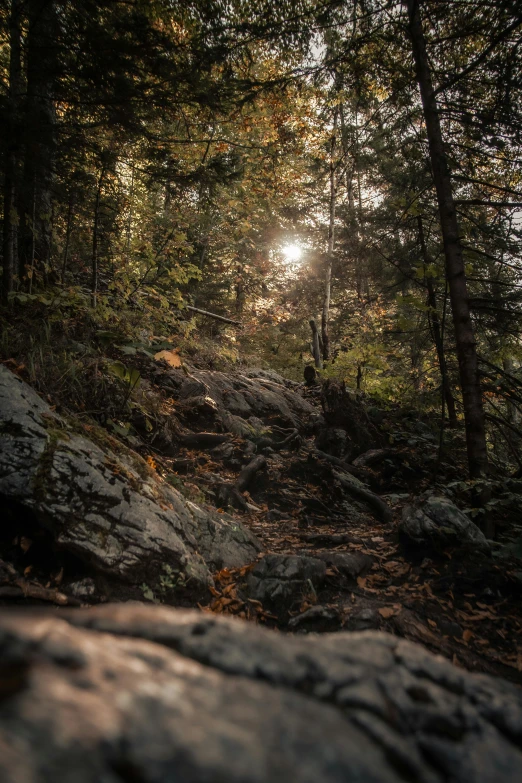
[1,322,522,686]
[128,360,522,687]
[164,434,522,685]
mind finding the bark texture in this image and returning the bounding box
[1,0,23,298]
[407,0,488,478]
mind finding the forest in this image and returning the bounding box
[1,2,522,781]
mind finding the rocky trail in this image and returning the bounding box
[2,357,522,781]
[2,357,521,685]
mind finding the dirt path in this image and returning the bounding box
[165,424,522,685]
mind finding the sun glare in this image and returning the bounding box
[281,243,303,263]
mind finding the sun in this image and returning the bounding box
[281,243,303,263]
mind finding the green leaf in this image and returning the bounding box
[107,361,128,381]
[107,419,131,437]
[97,330,120,347]
[128,368,141,389]
[119,345,137,356]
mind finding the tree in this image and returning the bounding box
[1,0,23,300]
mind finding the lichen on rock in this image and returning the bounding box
[0,366,260,600]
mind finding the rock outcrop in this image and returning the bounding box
[0,367,260,600]
[156,366,317,432]
[319,380,382,461]
[400,495,491,553]
[1,603,521,783]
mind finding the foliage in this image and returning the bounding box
[1,0,522,475]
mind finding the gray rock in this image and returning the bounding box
[1,603,522,782]
[266,508,291,522]
[165,368,317,430]
[312,551,373,580]
[65,578,97,599]
[288,605,341,632]
[242,367,287,385]
[246,554,326,607]
[0,367,260,598]
[400,495,491,553]
[178,394,219,416]
[315,427,350,459]
[211,441,235,460]
[220,410,256,438]
[177,377,209,399]
[352,448,391,468]
[345,606,381,631]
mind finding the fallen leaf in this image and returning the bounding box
[378,606,397,619]
[357,577,367,589]
[20,537,32,553]
[462,629,473,643]
[154,349,182,367]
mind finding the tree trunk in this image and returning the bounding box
[126,162,135,255]
[91,169,104,308]
[407,0,488,479]
[418,216,458,427]
[20,0,57,285]
[309,319,323,369]
[61,191,74,284]
[2,0,23,300]
[321,108,338,362]
[28,175,36,294]
[503,357,520,427]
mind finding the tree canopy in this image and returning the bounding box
[2,0,522,483]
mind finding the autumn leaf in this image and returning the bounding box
[20,536,32,553]
[378,606,397,619]
[154,349,182,367]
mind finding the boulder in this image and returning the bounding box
[0,367,260,599]
[159,368,317,431]
[1,603,521,782]
[312,550,373,580]
[320,380,382,459]
[315,427,351,459]
[245,554,326,608]
[400,495,491,553]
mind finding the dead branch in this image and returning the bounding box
[332,469,393,526]
[257,430,301,452]
[180,432,231,448]
[236,455,267,492]
[186,305,242,326]
[0,578,79,606]
[216,455,267,509]
[313,449,370,482]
